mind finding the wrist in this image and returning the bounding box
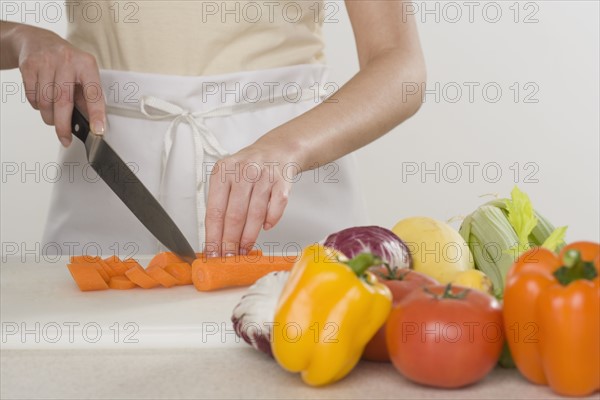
[253,128,312,173]
[2,22,37,65]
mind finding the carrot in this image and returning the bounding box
[70,255,101,264]
[147,252,190,269]
[67,263,109,291]
[92,263,111,283]
[146,265,180,288]
[164,262,193,285]
[108,275,137,290]
[103,255,131,275]
[67,249,279,291]
[122,258,143,267]
[148,249,263,268]
[191,255,297,291]
[96,259,119,278]
[125,264,160,289]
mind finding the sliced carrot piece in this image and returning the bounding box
[164,262,193,285]
[122,258,143,268]
[147,252,191,269]
[96,259,118,278]
[146,266,179,288]
[103,255,131,275]
[67,263,109,291]
[91,263,110,283]
[125,265,160,289]
[68,262,110,284]
[70,255,101,264]
[191,255,297,291]
[108,275,136,290]
[249,248,263,257]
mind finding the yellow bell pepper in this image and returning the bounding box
[272,244,392,386]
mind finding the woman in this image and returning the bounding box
[0,1,425,257]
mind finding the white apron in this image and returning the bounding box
[42,65,368,257]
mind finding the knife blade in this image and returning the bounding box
[71,107,197,264]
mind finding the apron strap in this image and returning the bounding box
[106,89,323,251]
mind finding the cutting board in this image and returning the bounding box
[0,256,249,349]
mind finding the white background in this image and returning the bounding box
[1,0,599,254]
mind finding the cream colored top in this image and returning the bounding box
[66,0,325,76]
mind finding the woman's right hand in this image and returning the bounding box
[9,23,105,146]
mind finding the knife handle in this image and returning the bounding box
[71,107,90,143]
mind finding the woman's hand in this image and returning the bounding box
[204,140,301,256]
[1,21,105,146]
[203,1,425,255]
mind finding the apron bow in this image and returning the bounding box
[111,95,230,249]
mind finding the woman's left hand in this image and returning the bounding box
[203,0,426,256]
[203,141,301,256]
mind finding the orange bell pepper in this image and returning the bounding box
[503,241,599,397]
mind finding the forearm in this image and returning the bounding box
[257,48,425,171]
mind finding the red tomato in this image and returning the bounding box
[362,267,438,362]
[386,284,503,388]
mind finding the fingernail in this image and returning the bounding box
[224,252,236,257]
[206,251,219,258]
[263,223,272,230]
[92,120,105,135]
[60,137,71,148]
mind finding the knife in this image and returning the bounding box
[71,107,197,264]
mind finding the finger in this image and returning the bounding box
[221,181,254,256]
[73,84,87,116]
[239,176,271,253]
[20,65,38,110]
[76,54,105,135]
[36,67,55,127]
[53,67,75,146]
[204,166,231,256]
[263,180,290,231]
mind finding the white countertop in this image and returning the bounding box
[1,257,597,399]
[1,255,246,349]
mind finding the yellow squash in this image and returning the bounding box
[392,216,474,283]
[451,269,494,294]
